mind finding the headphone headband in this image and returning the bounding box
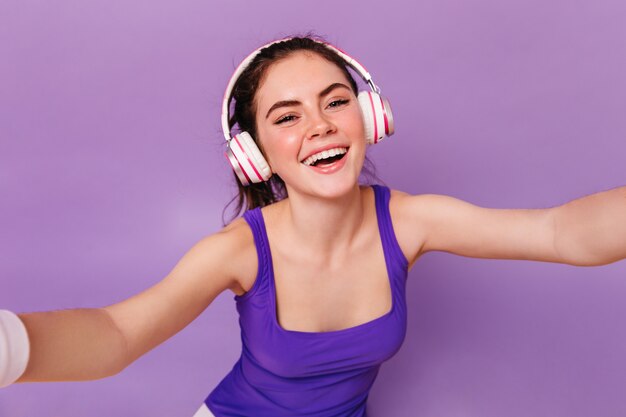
[221,37,381,141]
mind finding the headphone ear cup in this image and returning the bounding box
[357,91,395,145]
[226,132,272,186]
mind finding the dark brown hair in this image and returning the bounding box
[222,34,380,224]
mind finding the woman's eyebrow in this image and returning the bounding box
[265,82,351,119]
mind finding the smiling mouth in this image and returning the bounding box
[301,147,349,167]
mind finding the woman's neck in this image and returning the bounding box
[276,184,367,258]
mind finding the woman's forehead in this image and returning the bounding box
[256,52,352,104]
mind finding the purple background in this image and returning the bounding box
[1,1,625,416]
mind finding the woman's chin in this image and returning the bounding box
[281,156,365,200]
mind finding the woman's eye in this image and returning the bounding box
[328,99,350,108]
[275,115,297,125]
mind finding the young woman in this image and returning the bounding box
[2,36,625,417]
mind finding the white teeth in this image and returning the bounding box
[302,147,348,166]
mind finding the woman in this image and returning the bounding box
[2,36,625,417]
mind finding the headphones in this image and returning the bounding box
[221,37,394,186]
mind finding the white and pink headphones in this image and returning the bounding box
[222,37,394,186]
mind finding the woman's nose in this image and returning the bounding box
[306,111,336,139]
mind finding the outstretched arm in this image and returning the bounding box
[9,218,253,384]
[553,185,626,266]
[393,185,626,267]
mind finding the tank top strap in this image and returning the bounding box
[240,208,273,296]
[372,184,409,270]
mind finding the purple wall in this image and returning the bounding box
[1,1,625,416]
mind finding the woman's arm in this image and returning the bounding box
[553,185,626,266]
[16,308,128,382]
[13,217,254,383]
[392,185,626,267]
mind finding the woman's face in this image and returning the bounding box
[254,51,366,200]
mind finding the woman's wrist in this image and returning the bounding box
[0,309,31,387]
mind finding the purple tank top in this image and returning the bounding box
[205,185,408,417]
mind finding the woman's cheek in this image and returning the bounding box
[264,130,302,170]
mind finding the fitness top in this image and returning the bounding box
[205,185,409,417]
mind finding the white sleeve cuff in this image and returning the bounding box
[0,309,31,388]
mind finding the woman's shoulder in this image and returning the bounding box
[221,214,252,236]
[382,187,414,214]
[210,215,258,296]
[387,187,449,230]
[387,187,445,210]
[386,187,430,269]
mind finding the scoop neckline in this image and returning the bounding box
[263,185,396,336]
